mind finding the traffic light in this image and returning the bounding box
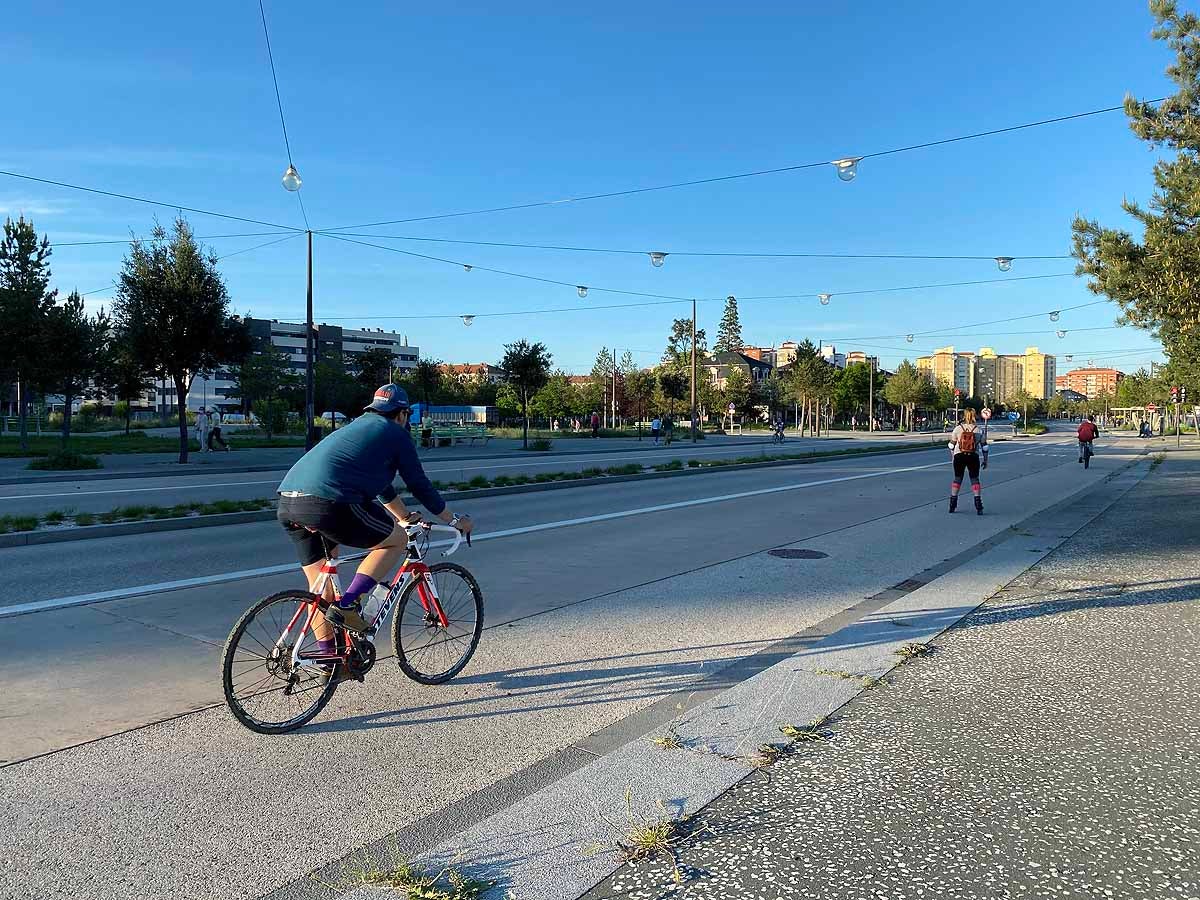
[1171,385,1180,403]
[954,389,961,399]
[1183,386,1189,403]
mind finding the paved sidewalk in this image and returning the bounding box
[581,452,1200,899]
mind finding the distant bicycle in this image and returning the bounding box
[771,425,785,445]
[1080,441,1095,469]
[221,521,483,734]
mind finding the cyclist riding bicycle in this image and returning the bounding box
[1077,414,1098,464]
[276,384,473,650]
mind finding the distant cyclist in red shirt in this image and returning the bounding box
[1077,415,1099,465]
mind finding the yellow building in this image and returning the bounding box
[1021,347,1056,400]
[916,346,972,393]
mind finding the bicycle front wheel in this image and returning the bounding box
[221,590,340,734]
[392,562,484,685]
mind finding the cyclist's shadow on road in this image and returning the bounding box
[299,636,780,735]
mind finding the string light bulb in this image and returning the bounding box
[649,251,668,268]
[818,293,832,306]
[995,256,1013,272]
[461,315,475,327]
[1049,310,1061,322]
[281,165,302,192]
[906,334,914,343]
[577,285,589,298]
[1065,354,1074,361]
[832,158,861,182]
[463,264,473,273]
[1056,329,1067,339]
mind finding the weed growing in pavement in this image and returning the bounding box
[749,743,787,768]
[814,667,880,686]
[587,787,709,886]
[651,727,687,751]
[1151,453,1166,471]
[41,509,68,525]
[0,514,39,534]
[780,717,831,742]
[73,512,96,526]
[895,642,934,662]
[324,841,491,899]
[653,459,684,472]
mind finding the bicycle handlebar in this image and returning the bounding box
[405,521,466,556]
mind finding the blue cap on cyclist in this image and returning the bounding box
[364,383,410,414]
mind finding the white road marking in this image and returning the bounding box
[0,445,1043,619]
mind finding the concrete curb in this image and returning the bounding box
[0,443,942,548]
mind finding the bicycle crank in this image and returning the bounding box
[345,640,377,680]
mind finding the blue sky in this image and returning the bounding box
[0,0,1178,374]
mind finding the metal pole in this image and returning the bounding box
[305,231,315,450]
[868,360,874,432]
[690,299,698,442]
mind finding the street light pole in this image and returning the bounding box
[304,230,315,450]
[868,358,874,433]
[690,299,698,442]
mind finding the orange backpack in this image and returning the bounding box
[958,427,977,453]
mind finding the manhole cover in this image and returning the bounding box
[768,548,829,560]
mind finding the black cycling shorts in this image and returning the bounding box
[952,451,981,481]
[277,494,395,566]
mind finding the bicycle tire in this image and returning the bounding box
[392,562,484,685]
[222,590,340,734]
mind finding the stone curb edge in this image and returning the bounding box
[0,443,941,549]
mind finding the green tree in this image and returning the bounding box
[624,369,656,437]
[103,330,154,435]
[41,291,111,447]
[113,218,247,462]
[532,372,576,425]
[495,382,521,421]
[1047,393,1066,418]
[713,295,743,353]
[0,216,57,449]
[351,346,397,392]
[662,317,708,371]
[1072,3,1200,376]
[1005,387,1035,431]
[314,352,361,428]
[756,370,786,419]
[233,346,299,431]
[590,348,615,424]
[658,369,689,419]
[499,340,552,448]
[834,362,873,421]
[882,361,931,432]
[723,367,753,420]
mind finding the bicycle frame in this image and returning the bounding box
[272,524,459,674]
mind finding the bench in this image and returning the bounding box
[426,424,492,447]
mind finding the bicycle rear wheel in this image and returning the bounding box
[392,562,484,685]
[222,590,340,734]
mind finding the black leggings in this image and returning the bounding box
[952,452,981,483]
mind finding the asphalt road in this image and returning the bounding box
[0,433,937,517]
[0,426,1142,900]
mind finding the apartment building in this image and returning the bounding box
[1021,347,1056,400]
[916,346,973,394]
[844,351,879,369]
[161,317,420,413]
[1054,367,1124,399]
[441,363,508,385]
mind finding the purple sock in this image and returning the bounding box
[338,573,378,608]
[316,638,336,653]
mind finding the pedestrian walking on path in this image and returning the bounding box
[195,407,210,453]
[591,411,600,438]
[651,416,661,444]
[948,408,985,515]
[208,411,230,452]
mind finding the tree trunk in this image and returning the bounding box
[174,375,190,464]
[17,372,28,451]
[124,398,132,436]
[61,388,74,450]
[522,392,529,449]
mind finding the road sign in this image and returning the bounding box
[980,408,992,421]
[1007,411,1020,421]
[1146,403,1158,413]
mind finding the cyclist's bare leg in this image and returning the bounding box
[350,520,412,583]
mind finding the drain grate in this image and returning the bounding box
[768,548,829,560]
